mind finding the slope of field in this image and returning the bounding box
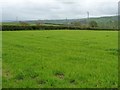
[2,30,118,88]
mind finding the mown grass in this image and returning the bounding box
[0,31,2,89]
[2,30,118,88]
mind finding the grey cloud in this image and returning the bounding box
[2,0,118,21]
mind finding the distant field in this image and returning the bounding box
[2,30,118,88]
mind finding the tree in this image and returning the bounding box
[36,22,41,26]
[71,21,81,27]
[36,20,44,27]
[89,21,98,28]
[19,21,29,26]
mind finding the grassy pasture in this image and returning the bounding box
[2,30,118,88]
[0,31,2,89]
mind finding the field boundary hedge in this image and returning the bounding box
[1,25,119,31]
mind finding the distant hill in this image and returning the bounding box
[26,16,117,24]
[2,16,118,29]
[26,16,118,29]
[86,16,118,29]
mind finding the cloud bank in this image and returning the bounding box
[1,0,119,21]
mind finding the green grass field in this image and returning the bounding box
[0,31,2,89]
[2,30,118,88]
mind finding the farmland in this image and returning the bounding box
[0,31,2,89]
[2,30,118,88]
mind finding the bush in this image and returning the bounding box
[1,25,118,31]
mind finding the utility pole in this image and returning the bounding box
[87,12,89,18]
[87,12,89,21]
[66,17,68,25]
[87,11,90,27]
[16,17,19,25]
[66,17,69,29]
[16,17,18,22]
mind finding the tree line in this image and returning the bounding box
[2,20,118,31]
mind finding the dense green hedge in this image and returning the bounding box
[1,25,118,31]
[2,25,88,31]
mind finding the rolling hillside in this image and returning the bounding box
[2,16,118,29]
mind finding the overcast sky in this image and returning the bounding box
[1,0,119,21]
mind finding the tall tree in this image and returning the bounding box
[89,21,98,28]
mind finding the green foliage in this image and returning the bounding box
[2,30,118,88]
[19,21,29,26]
[2,25,118,31]
[89,21,98,28]
[71,21,81,27]
[2,25,84,31]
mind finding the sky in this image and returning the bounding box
[1,0,119,21]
